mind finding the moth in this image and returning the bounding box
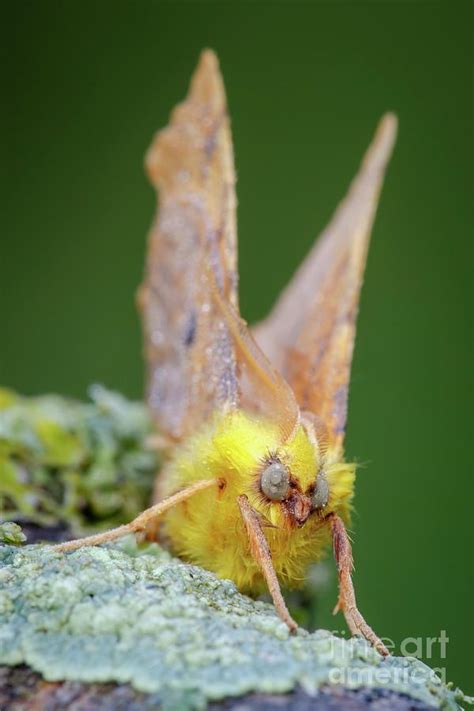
[55,50,397,656]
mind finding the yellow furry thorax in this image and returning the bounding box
[160,410,355,593]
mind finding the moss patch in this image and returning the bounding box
[0,386,158,532]
[0,522,26,545]
[0,542,468,711]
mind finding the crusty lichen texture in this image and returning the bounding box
[0,542,465,711]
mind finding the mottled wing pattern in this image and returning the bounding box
[254,115,398,455]
[138,50,239,441]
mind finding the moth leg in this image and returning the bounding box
[237,494,297,632]
[328,512,389,656]
[143,462,173,542]
[52,479,216,553]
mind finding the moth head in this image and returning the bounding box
[256,412,332,526]
[259,456,313,527]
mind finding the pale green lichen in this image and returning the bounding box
[0,385,158,532]
[0,542,467,711]
[0,521,26,545]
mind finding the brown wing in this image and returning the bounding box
[139,50,299,444]
[138,50,239,441]
[254,114,398,455]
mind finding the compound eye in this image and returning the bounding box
[312,473,329,510]
[260,462,290,501]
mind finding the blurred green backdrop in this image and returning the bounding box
[2,0,472,691]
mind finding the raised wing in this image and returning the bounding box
[139,50,300,444]
[138,50,239,441]
[254,114,398,456]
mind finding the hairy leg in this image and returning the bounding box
[237,494,297,632]
[52,479,216,553]
[328,512,389,656]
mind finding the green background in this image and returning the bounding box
[2,0,472,691]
